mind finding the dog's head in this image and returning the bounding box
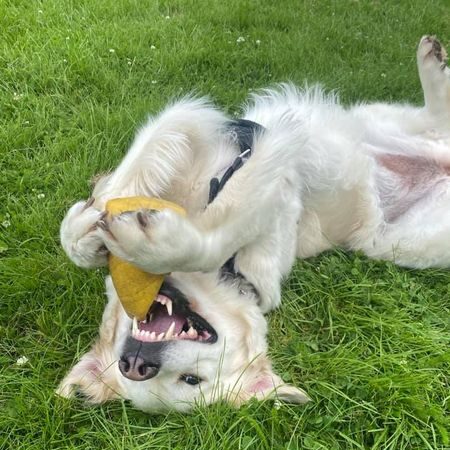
[57,274,309,412]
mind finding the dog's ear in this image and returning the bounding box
[56,341,123,403]
[229,355,310,406]
[56,277,126,403]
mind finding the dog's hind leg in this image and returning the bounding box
[417,35,450,123]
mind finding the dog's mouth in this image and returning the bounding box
[130,282,217,344]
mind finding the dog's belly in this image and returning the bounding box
[375,153,450,223]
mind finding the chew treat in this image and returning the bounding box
[105,197,186,320]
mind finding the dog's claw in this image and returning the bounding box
[97,217,110,232]
[83,197,95,210]
[137,211,149,228]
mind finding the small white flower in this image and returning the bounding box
[65,36,70,40]
[63,58,67,63]
[38,9,43,14]
[16,356,29,366]
[236,36,245,43]
[37,193,45,199]
[165,15,170,19]
[150,45,156,50]
[381,73,386,78]
[255,40,261,45]
[13,92,23,101]
[151,80,158,84]
[24,120,30,124]
[2,220,11,228]
[109,48,115,53]
[127,61,132,65]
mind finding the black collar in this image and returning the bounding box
[208,119,265,204]
[207,119,265,297]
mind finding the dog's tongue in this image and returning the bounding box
[138,312,185,335]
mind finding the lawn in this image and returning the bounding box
[1,0,449,448]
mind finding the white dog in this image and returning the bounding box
[58,36,450,412]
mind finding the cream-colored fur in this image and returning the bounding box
[58,36,450,412]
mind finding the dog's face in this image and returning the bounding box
[57,274,309,412]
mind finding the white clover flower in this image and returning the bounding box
[37,193,45,199]
[63,59,67,63]
[16,356,29,366]
[236,36,245,43]
[256,39,261,45]
[381,73,386,78]
[2,220,11,228]
[165,15,170,19]
[151,80,158,84]
[150,45,156,50]
[13,92,23,101]
[109,48,115,53]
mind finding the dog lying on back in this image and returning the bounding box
[58,36,450,412]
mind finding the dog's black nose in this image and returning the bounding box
[118,355,159,381]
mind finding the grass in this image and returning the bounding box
[1,0,449,448]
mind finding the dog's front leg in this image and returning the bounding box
[98,127,304,312]
[97,207,209,274]
[60,99,228,269]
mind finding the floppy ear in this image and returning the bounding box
[56,341,123,403]
[56,277,126,403]
[229,356,310,406]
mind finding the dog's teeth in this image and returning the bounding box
[166,321,176,339]
[150,331,156,341]
[179,331,187,339]
[187,327,197,338]
[157,332,165,341]
[166,299,173,316]
[132,317,138,333]
[144,331,150,341]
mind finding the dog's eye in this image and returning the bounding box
[180,374,202,385]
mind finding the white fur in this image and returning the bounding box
[58,36,450,412]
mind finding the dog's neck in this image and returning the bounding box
[206,119,265,301]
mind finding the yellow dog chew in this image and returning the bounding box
[105,197,186,320]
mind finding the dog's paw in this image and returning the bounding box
[418,35,448,70]
[98,208,203,273]
[60,199,109,268]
